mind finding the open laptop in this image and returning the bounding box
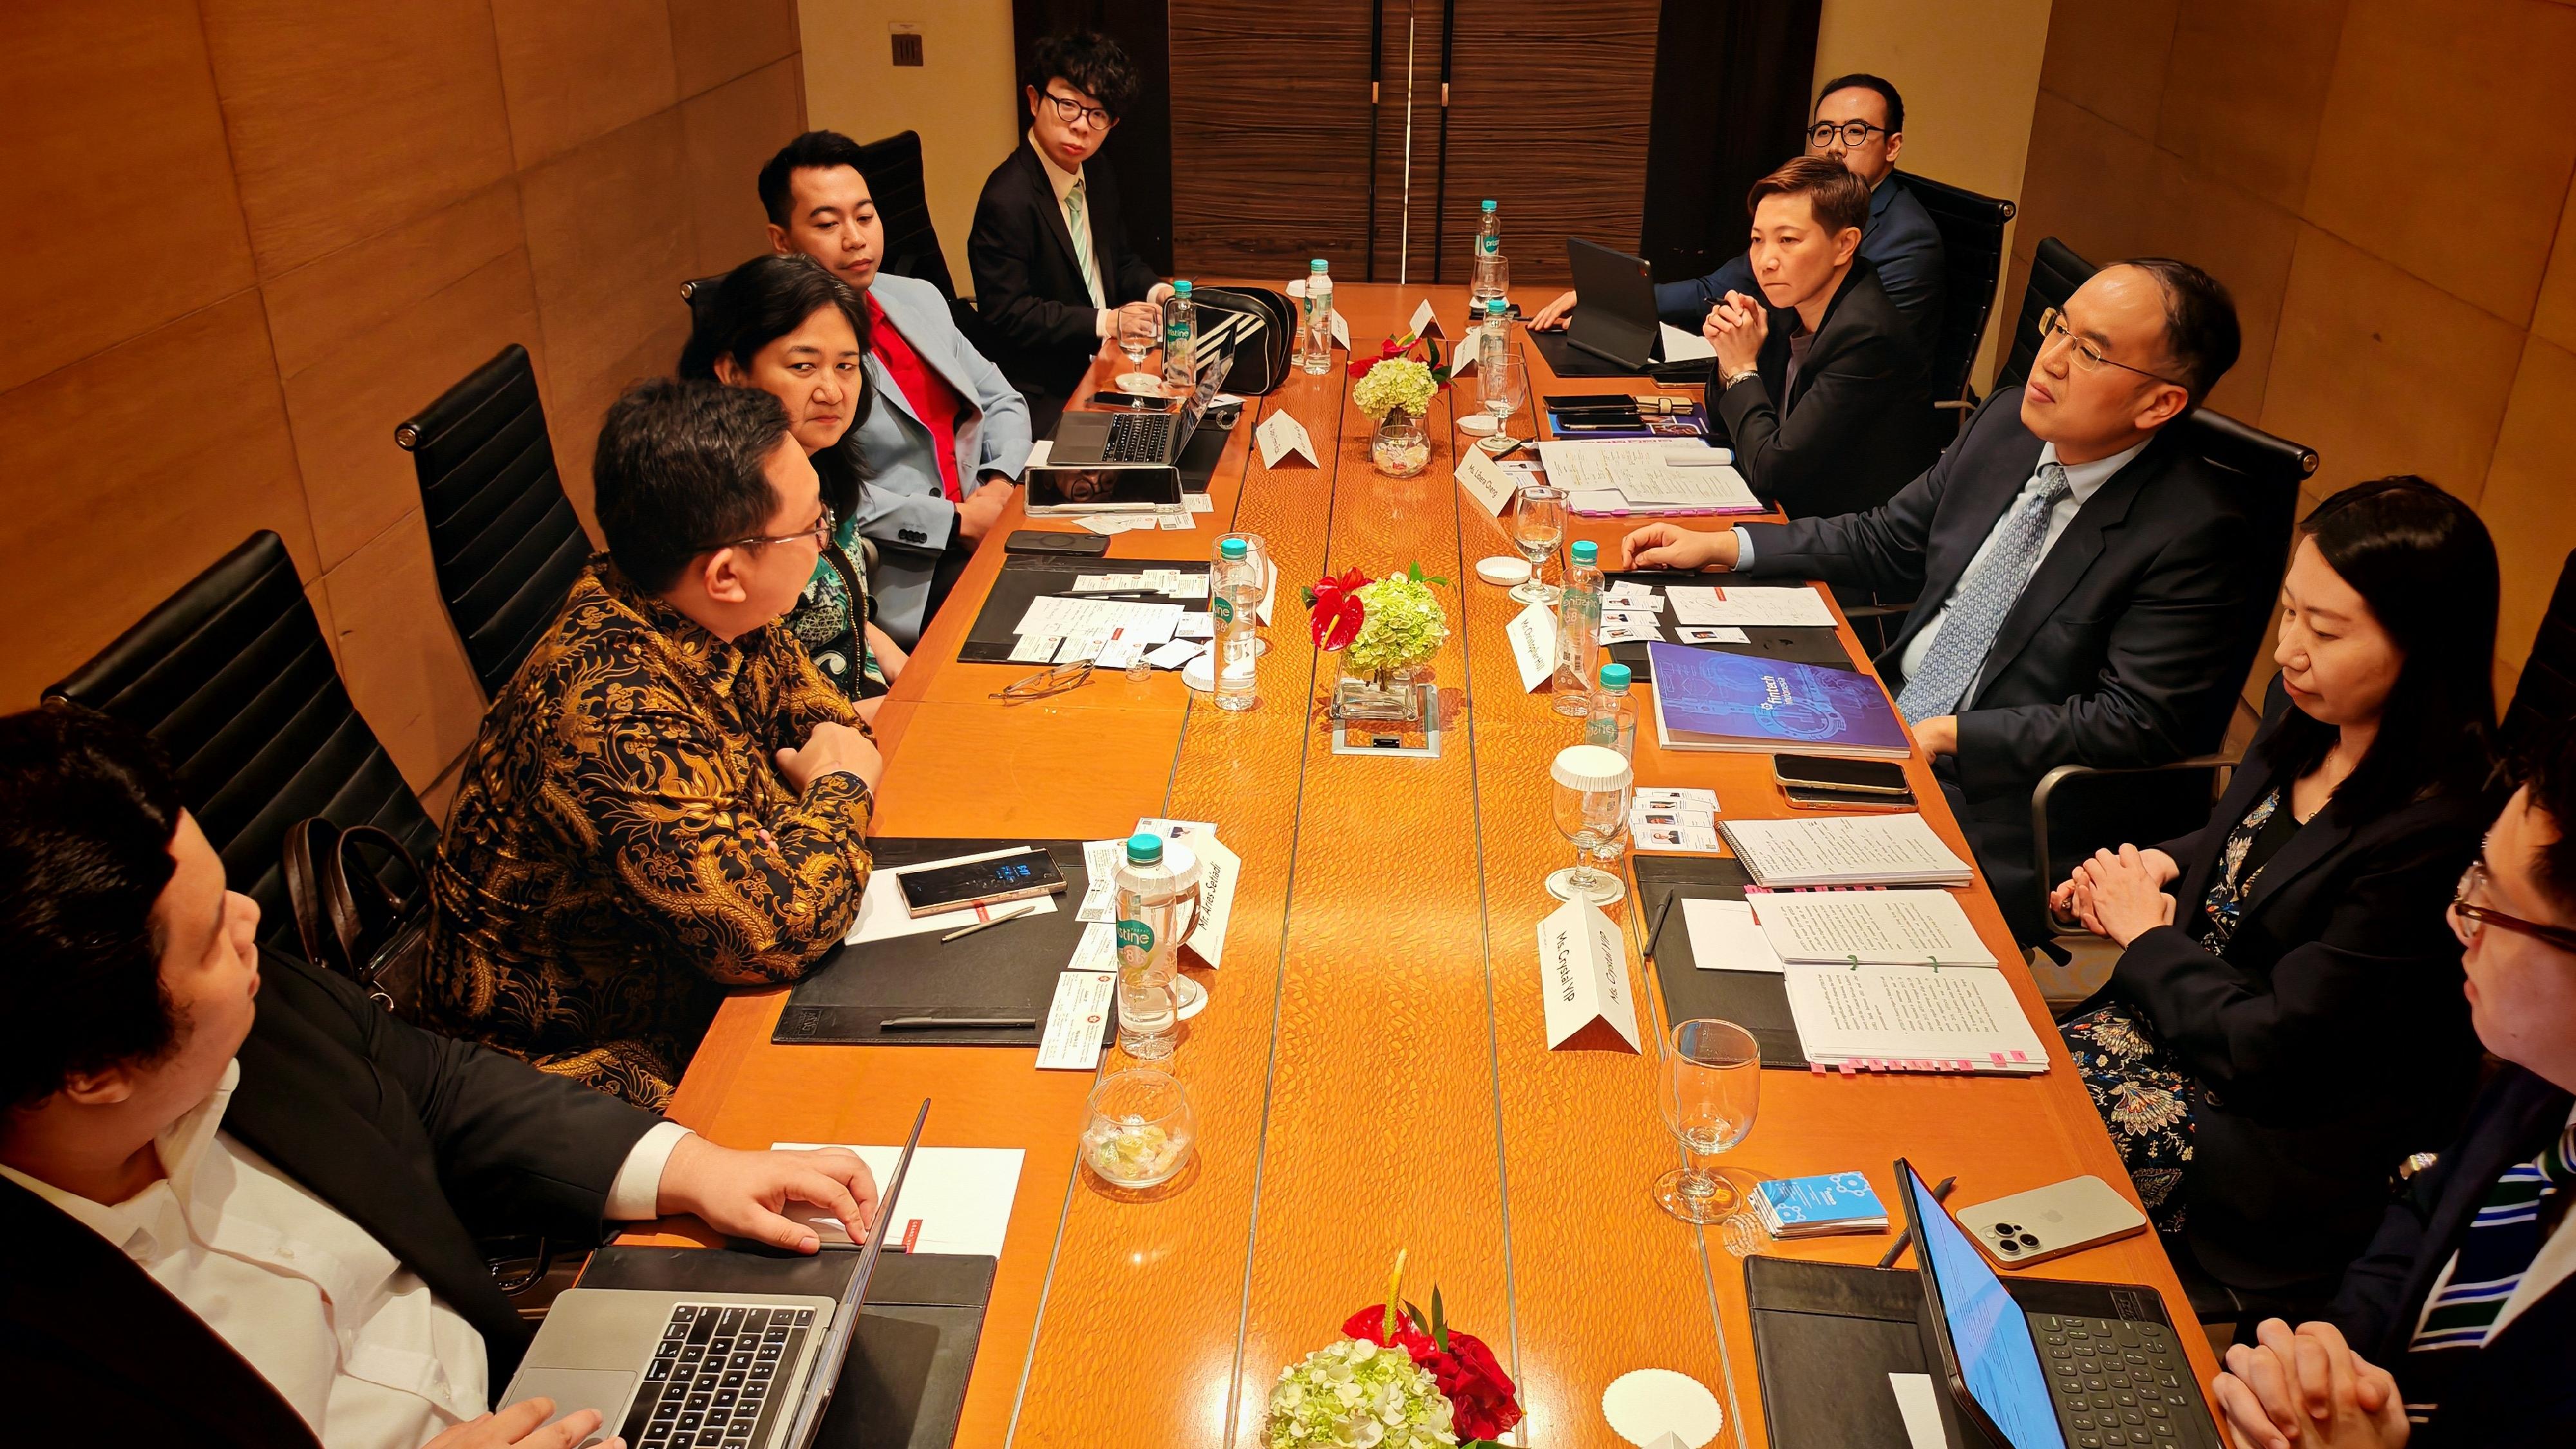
[1895,1159,2219,1449]
[1048,337,1234,467]
[498,1102,931,1449]
[1565,238,1662,371]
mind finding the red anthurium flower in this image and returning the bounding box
[1307,568,1369,650]
[1341,1304,1524,1442]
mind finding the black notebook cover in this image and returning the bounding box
[1632,853,1806,1068]
[954,556,1213,665]
[776,838,1110,1048]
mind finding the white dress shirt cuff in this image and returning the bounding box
[1148,281,1174,305]
[606,1122,694,1220]
[1731,526,1756,568]
[1094,308,1115,339]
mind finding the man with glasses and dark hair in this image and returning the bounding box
[1529,73,1945,346]
[2210,734,2576,1448]
[970,30,1175,433]
[1618,260,2278,946]
[426,379,880,1110]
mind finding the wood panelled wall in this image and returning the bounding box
[1168,0,1656,289]
[0,0,806,806]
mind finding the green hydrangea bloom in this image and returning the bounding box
[1354,359,1439,421]
[1345,573,1449,676]
[1266,1336,1459,1449]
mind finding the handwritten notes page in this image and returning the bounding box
[1716,814,1973,887]
[1784,964,2047,1074]
[1663,585,1838,629]
[1749,889,1997,968]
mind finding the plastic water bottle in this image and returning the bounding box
[1211,537,1262,712]
[1477,199,1502,258]
[1113,833,1182,1059]
[1161,279,1197,395]
[1300,259,1335,375]
[1480,296,1511,374]
[1553,539,1603,714]
[1586,662,1638,761]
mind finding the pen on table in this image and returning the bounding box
[1877,1175,1957,1268]
[1644,891,1684,956]
[941,904,1034,942]
[879,1016,1037,1030]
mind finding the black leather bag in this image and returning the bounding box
[1193,285,1298,395]
[284,819,433,1021]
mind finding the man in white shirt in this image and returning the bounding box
[969,29,1173,434]
[0,704,883,1449]
[2211,734,2576,1448]
[1618,260,2278,945]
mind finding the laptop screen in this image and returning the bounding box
[1900,1162,2068,1449]
[1173,341,1231,451]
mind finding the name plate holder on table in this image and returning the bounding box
[954,556,1212,666]
[775,838,1111,1048]
[1539,896,1641,1052]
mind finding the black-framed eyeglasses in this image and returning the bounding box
[703,503,835,556]
[2036,307,2189,388]
[1041,89,1117,130]
[1807,120,1888,148]
[2452,860,2576,952]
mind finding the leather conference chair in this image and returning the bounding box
[43,531,440,952]
[2503,549,2576,748]
[1991,236,2094,394]
[395,343,591,701]
[1895,170,2016,416]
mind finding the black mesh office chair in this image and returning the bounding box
[2505,550,2576,749]
[43,532,440,951]
[395,344,591,700]
[1896,170,2016,412]
[1992,236,2095,393]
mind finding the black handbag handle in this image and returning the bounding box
[283,819,428,1012]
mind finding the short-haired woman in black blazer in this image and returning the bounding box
[2054,476,2501,1316]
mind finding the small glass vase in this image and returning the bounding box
[1331,663,1423,721]
[1370,408,1431,478]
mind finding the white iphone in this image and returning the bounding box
[1954,1175,2149,1269]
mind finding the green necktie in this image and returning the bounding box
[1066,178,1103,308]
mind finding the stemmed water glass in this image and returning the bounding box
[1478,348,1527,453]
[1654,1018,1761,1223]
[1545,744,1631,905]
[1510,484,1564,605]
[1116,307,1162,395]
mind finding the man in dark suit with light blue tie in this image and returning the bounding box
[2208,735,2576,1449]
[1619,259,2280,945]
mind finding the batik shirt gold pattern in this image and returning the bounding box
[426,558,872,1109]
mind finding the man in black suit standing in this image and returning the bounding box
[0,705,884,1448]
[1620,260,2275,945]
[2210,735,2576,1448]
[969,30,1170,435]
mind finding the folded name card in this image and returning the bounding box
[1539,896,1640,1052]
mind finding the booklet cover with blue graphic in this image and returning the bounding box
[1754,1171,1891,1238]
[1645,643,1909,759]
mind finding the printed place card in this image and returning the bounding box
[1507,601,1558,692]
[1135,817,1238,969]
[1407,296,1449,339]
[1454,445,1520,517]
[1256,411,1320,468]
[1539,895,1640,1052]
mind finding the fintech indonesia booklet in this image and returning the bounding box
[1645,642,1910,759]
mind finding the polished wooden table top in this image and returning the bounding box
[632,283,2222,1448]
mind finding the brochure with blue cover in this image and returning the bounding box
[1645,642,1909,759]
[1754,1171,1891,1238]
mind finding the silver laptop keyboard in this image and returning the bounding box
[1102,411,1175,462]
[620,1302,815,1449]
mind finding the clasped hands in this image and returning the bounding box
[2051,842,2181,945]
[2211,1319,2410,1449]
[1703,290,1769,378]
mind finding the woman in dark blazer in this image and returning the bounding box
[2054,476,2502,1314]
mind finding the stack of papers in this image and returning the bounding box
[1682,898,1785,971]
[1663,585,1837,629]
[1010,594,1187,670]
[1753,1172,1889,1238]
[775,1143,1024,1255]
[1717,813,1973,887]
[1746,888,1997,969]
[1783,963,2048,1074]
[1539,439,1761,517]
[1632,786,1719,852]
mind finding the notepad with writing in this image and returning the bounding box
[1647,643,1909,759]
[1717,813,1973,887]
[1746,888,1998,968]
[1754,1171,1890,1238]
[1783,964,2049,1075]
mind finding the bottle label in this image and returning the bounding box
[1213,597,1235,625]
[1481,236,1499,256]
[1584,717,1615,746]
[1116,918,1155,958]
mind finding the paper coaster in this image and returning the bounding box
[1457,412,1497,437]
[1475,556,1533,587]
[1602,1368,1723,1448]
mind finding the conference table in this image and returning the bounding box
[630,282,2223,1448]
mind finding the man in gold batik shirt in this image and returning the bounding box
[428,380,885,1109]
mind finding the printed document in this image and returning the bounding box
[1538,440,1759,512]
[1749,889,1998,967]
[1783,965,2046,1072]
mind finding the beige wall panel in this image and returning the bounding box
[2261,225,2524,500]
[670,0,800,97]
[2133,155,2304,419]
[321,510,488,790]
[547,315,696,531]
[520,111,698,501]
[0,295,315,706]
[2154,0,2345,212]
[0,0,257,395]
[2035,0,2181,138]
[489,0,680,169]
[2533,178,2576,353]
[2302,0,2576,325]
[280,250,547,571]
[2476,337,2576,672]
[200,0,517,278]
[681,57,808,277]
[262,183,524,379]
[2014,93,2161,271]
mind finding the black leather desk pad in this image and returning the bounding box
[580,1245,996,1449]
[1530,328,1716,386]
[774,838,1109,1048]
[1598,571,1853,685]
[954,555,1213,665]
[1633,853,1805,1068]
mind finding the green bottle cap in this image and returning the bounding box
[1311,258,1329,272]
[1219,538,1248,560]
[1486,298,1507,316]
[1173,279,1192,296]
[1600,663,1631,691]
[1125,833,1165,865]
[1571,540,1598,564]
[1481,199,1497,213]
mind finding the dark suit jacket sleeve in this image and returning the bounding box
[2327,1168,2441,1349]
[1714,330,1913,515]
[1655,254,1752,327]
[1732,402,1967,596]
[306,954,663,1240]
[2108,807,2481,1113]
[1109,228,1159,306]
[967,166,1101,359]
[1868,203,1944,336]
[1952,499,2262,798]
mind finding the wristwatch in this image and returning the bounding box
[1720,366,1762,390]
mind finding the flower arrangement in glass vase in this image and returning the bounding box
[1307,562,1451,721]
[1265,1251,1526,1449]
[1350,330,1450,478]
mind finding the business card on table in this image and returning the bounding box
[1602,608,1660,627]
[1066,920,1119,972]
[1677,625,1750,644]
[1635,787,1719,813]
[1632,807,1716,831]
[1599,622,1662,645]
[1094,637,1145,671]
[1037,970,1117,1070]
[1173,612,1215,639]
[1636,824,1725,853]
[1011,634,1063,663]
[1144,639,1205,670]
[1077,840,1122,922]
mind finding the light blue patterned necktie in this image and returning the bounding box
[1066,178,1104,307]
[1895,462,2074,722]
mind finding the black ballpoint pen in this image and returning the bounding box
[878,1016,1037,1030]
[1878,1175,1958,1268]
